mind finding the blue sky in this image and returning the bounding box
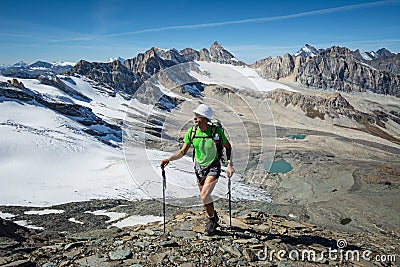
[1,0,399,65]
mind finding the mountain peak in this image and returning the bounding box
[294,44,323,58]
[208,42,245,65]
[376,48,394,58]
[211,41,223,49]
[13,61,28,67]
[108,57,125,63]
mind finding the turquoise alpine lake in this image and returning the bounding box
[286,134,306,140]
[265,159,293,173]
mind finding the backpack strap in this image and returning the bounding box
[210,123,225,163]
[189,125,197,145]
[189,125,197,162]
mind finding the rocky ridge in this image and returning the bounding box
[38,72,91,102]
[67,60,143,100]
[123,42,245,81]
[180,41,246,66]
[0,199,398,267]
[253,46,400,97]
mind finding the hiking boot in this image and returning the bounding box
[205,218,216,236]
[204,211,219,236]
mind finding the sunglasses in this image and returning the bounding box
[194,113,204,119]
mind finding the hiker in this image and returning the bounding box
[160,104,235,235]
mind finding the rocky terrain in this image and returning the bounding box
[1,199,398,266]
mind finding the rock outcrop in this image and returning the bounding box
[123,47,187,81]
[252,53,298,80]
[68,60,143,99]
[369,53,400,75]
[38,72,91,102]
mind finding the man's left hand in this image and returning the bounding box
[226,164,235,178]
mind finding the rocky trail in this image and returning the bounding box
[1,200,398,266]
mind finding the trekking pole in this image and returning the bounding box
[161,167,166,233]
[228,176,232,231]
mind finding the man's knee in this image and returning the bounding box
[200,192,209,203]
[200,191,213,203]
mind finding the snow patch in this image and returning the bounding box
[0,211,16,219]
[110,215,163,228]
[24,209,65,215]
[14,220,44,230]
[68,217,84,224]
[190,61,296,92]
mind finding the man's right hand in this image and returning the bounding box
[160,158,170,169]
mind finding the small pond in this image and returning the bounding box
[265,159,293,173]
[286,134,306,140]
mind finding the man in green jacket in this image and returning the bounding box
[160,104,235,235]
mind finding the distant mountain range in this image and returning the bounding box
[254,45,399,97]
[293,44,396,61]
[1,42,399,97]
[0,61,74,78]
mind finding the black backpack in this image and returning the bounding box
[188,119,225,164]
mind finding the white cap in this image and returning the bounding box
[193,104,213,121]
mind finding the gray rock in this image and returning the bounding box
[219,244,242,257]
[133,241,151,247]
[64,241,84,250]
[142,228,155,235]
[147,252,167,263]
[170,229,197,238]
[108,249,132,260]
[76,255,110,267]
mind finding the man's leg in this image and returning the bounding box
[198,175,218,216]
[199,176,220,235]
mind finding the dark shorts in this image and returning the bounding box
[194,160,221,186]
